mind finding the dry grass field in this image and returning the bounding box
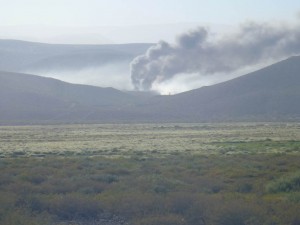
[1,123,300,158]
[0,123,299,224]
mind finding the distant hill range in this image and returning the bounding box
[0,55,300,124]
[0,39,152,72]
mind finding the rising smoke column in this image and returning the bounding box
[130,22,300,91]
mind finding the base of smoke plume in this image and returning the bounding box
[26,63,133,91]
[151,60,276,95]
[26,57,281,95]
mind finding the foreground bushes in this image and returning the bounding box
[266,171,300,193]
[0,154,300,224]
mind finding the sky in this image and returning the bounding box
[1,0,300,43]
[1,0,300,26]
[1,0,300,94]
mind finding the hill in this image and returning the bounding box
[0,39,152,72]
[142,56,300,121]
[0,71,142,124]
[0,56,299,124]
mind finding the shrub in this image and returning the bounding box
[288,192,300,203]
[15,194,45,213]
[236,183,253,193]
[266,171,300,193]
[165,192,195,215]
[212,199,265,225]
[216,207,261,225]
[91,174,119,183]
[1,209,52,225]
[47,194,103,221]
[133,214,187,225]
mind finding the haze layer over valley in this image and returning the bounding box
[3,16,300,95]
[0,40,152,90]
[1,55,300,124]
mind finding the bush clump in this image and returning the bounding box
[266,171,300,193]
[47,194,103,221]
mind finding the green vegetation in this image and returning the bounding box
[266,171,300,193]
[0,123,299,224]
[1,123,300,158]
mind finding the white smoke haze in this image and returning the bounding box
[27,63,133,90]
[130,19,300,93]
[153,59,278,95]
[151,72,219,95]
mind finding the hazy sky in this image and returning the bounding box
[2,0,300,93]
[1,0,300,43]
[1,0,300,26]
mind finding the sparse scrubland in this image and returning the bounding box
[0,123,300,224]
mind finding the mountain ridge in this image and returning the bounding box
[0,39,153,72]
[147,56,300,121]
[0,56,299,124]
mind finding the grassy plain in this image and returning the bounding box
[0,123,300,224]
[1,123,300,157]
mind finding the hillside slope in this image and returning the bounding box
[0,71,139,123]
[0,56,299,124]
[144,56,300,121]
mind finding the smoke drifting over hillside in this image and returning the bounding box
[130,21,300,91]
[27,63,133,91]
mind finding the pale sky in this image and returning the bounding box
[1,0,300,43]
[1,0,300,26]
[1,0,300,93]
